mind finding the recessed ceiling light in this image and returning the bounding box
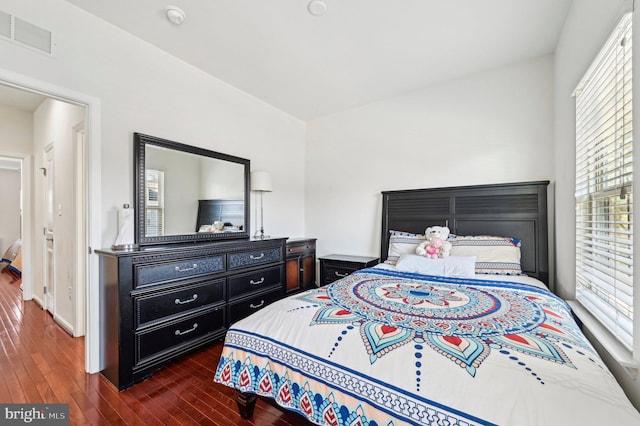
[308,0,327,17]
[166,5,186,25]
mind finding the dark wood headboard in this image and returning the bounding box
[381,181,550,284]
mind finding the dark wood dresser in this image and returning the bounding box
[96,237,286,390]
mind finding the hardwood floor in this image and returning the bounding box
[0,273,308,425]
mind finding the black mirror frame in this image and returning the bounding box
[134,132,250,245]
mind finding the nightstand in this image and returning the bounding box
[319,254,379,286]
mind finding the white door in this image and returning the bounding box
[44,145,55,313]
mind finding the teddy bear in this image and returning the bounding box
[416,226,452,258]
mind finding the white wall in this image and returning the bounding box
[306,55,554,260]
[554,0,640,409]
[0,104,33,156]
[0,0,306,246]
[33,98,85,332]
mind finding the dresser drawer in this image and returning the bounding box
[228,247,282,270]
[134,279,225,328]
[286,240,315,255]
[135,255,225,287]
[227,289,282,325]
[136,307,225,364]
[228,266,282,300]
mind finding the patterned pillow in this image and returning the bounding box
[448,235,523,275]
[385,230,426,265]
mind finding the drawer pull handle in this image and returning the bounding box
[175,294,198,305]
[250,300,265,309]
[250,278,265,285]
[175,263,198,272]
[335,271,349,278]
[175,323,198,336]
[250,253,265,260]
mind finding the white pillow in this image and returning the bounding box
[395,254,476,278]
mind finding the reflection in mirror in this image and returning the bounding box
[135,133,250,245]
[145,145,245,237]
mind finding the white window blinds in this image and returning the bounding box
[145,169,165,237]
[575,13,633,350]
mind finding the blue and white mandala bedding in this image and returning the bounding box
[214,268,640,425]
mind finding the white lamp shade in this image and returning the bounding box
[251,171,273,192]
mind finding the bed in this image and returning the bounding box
[1,239,22,282]
[214,181,640,425]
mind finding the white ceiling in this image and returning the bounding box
[0,84,46,112]
[63,0,572,120]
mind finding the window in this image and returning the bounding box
[575,13,633,350]
[145,169,164,237]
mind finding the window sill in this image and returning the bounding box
[567,300,638,379]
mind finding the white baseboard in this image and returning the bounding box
[53,314,74,337]
[32,295,45,309]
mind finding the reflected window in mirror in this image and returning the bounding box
[145,169,164,237]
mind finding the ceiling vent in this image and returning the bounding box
[0,11,53,55]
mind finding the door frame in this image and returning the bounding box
[43,143,55,314]
[73,123,86,337]
[0,67,102,374]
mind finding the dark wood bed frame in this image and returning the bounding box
[381,180,549,284]
[236,180,550,419]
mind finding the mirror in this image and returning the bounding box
[134,132,250,245]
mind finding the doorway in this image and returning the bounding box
[0,156,22,262]
[0,70,102,374]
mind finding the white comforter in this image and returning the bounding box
[215,268,640,425]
